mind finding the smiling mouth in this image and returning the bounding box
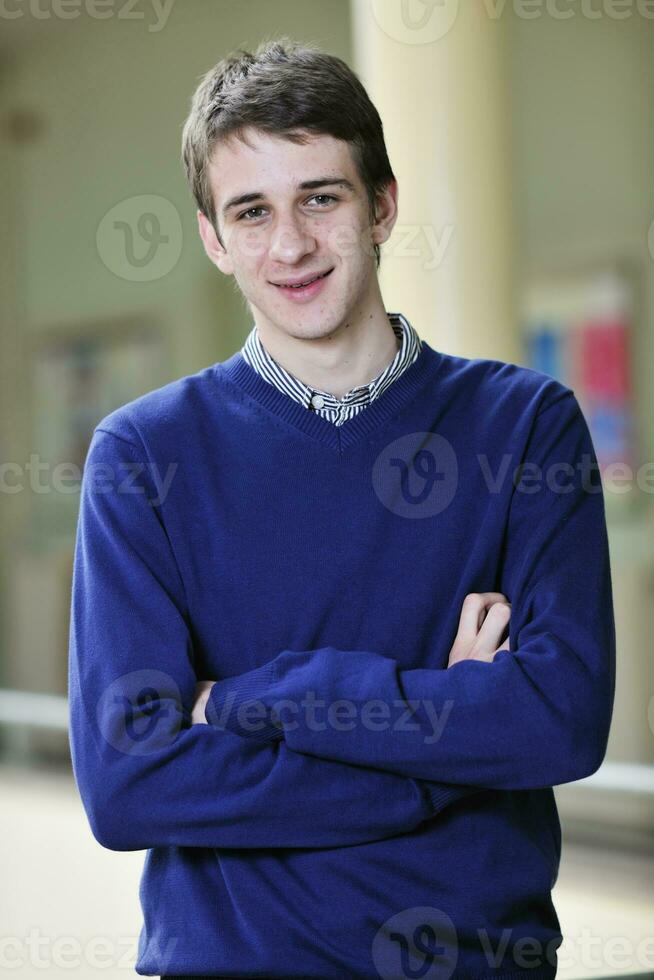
[272,269,334,289]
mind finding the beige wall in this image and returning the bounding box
[0,2,353,688]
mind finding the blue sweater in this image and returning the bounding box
[67,338,615,980]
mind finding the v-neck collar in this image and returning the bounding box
[216,337,442,453]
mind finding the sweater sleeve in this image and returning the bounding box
[206,389,616,791]
[67,424,469,852]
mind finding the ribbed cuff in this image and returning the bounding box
[421,782,481,815]
[204,660,284,742]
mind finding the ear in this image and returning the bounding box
[371,179,398,248]
[197,210,234,276]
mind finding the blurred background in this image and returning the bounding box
[0,1,653,978]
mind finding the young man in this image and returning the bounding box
[68,37,615,980]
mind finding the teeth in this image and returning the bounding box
[282,272,327,288]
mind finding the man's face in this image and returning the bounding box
[197,126,397,342]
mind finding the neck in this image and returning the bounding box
[252,293,400,400]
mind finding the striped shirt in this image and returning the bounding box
[240,312,423,427]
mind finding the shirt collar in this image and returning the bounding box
[241,313,421,412]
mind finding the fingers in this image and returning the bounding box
[469,602,511,661]
[455,592,510,644]
[448,593,512,668]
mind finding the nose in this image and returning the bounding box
[268,215,316,264]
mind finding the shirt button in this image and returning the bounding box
[310,394,325,409]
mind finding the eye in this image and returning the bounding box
[311,194,338,207]
[238,207,267,222]
[236,195,338,222]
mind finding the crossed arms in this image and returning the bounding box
[192,590,511,723]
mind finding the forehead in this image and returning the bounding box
[208,128,360,202]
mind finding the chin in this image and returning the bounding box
[274,325,328,342]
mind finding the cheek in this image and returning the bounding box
[233,229,269,268]
[323,219,371,264]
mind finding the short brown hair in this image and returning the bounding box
[181,35,395,269]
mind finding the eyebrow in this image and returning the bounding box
[221,176,357,219]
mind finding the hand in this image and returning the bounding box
[447,592,511,669]
[191,680,216,724]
